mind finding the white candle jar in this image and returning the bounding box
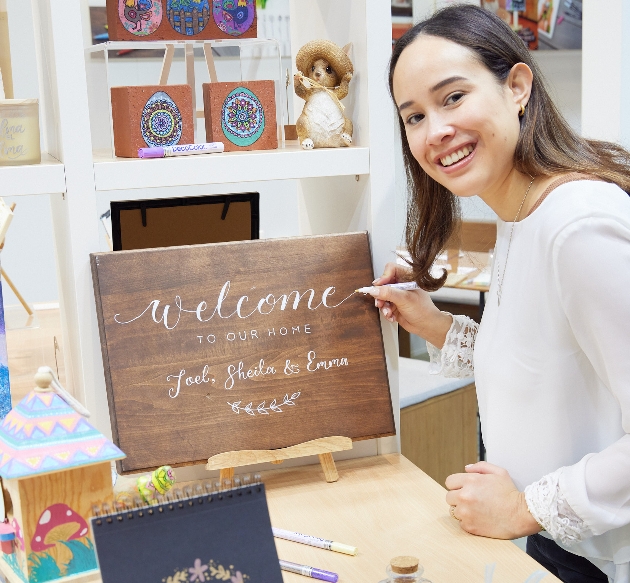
[0,99,41,165]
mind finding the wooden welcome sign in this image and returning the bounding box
[91,233,394,473]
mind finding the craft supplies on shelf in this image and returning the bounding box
[85,38,285,159]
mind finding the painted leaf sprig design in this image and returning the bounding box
[163,570,188,583]
[208,562,231,581]
[164,561,248,583]
[227,392,301,415]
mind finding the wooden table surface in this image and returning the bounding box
[267,454,558,583]
[0,454,557,583]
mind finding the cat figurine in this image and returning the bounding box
[294,40,354,150]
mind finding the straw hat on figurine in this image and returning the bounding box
[296,39,353,80]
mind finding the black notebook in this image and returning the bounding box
[91,482,283,583]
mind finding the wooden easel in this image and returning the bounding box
[159,42,218,138]
[0,202,33,316]
[206,436,353,484]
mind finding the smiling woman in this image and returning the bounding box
[366,5,630,583]
[388,6,630,293]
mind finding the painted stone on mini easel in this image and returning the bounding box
[111,85,194,158]
[117,0,163,37]
[212,0,256,37]
[166,0,211,36]
[203,81,277,152]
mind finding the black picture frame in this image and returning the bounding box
[110,192,260,251]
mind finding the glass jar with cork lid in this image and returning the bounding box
[379,556,432,583]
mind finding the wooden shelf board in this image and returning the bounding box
[92,143,370,192]
[0,154,65,197]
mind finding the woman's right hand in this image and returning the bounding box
[370,262,453,348]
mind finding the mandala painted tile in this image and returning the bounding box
[221,87,265,147]
[140,91,183,148]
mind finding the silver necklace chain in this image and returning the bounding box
[496,176,535,306]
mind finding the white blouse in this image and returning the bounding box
[428,180,630,582]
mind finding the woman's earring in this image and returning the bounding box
[519,104,526,117]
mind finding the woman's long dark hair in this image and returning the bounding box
[390,5,630,291]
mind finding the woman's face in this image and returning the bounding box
[392,35,523,199]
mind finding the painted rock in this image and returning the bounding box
[118,0,163,36]
[212,0,255,36]
[166,0,211,36]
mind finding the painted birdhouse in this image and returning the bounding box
[0,369,125,583]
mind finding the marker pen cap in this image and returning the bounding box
[138,147,164,158]
[330,541,358,556]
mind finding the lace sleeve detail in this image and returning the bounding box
[524,470,591,545]
[426,314,477,378]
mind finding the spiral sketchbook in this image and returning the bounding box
[91,480,283,583]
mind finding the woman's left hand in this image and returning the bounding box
[445,462,543,539]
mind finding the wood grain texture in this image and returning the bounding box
[401,384,478,487]
[91,233,394,473]
[206,436,352,469]
[265,455,559,583]
[219,467,234,482]
[2,463,113,582]
[0,456,559,583]
[317,452,338,482]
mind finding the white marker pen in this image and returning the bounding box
[138,142,224,158]
[355,281,419,294]
[272,527,358,556]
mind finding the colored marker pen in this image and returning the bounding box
[138,142,224,158]
[272,527,357,556]
[279,560,338,583]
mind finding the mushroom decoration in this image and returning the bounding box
[31,504,89,552]
[0,369,125,582]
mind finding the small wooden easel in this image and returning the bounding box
[206,436,352,484]
[159,41,218,140]
[0,202,33,316]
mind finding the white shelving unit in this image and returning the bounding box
[93,145,370,191]
[0,154,65,197]
[28,0,400,476]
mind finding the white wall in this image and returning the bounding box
[582,0,630,148]
[2,0,59,308]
